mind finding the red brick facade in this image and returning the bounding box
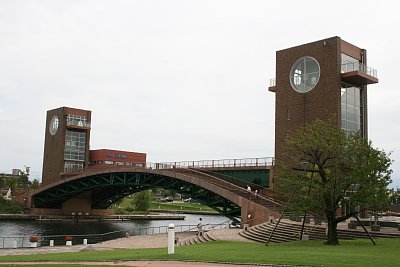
[89,149,146,168]
[270,36,375,188]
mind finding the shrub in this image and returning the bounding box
[29,236,39,242]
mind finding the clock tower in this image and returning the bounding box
[269,36,378,188]
[42,107,91,185]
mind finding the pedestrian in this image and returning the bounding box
[197,217,203,236]
[247,185,252,200]
[254,189,259,202]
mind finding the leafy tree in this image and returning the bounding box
[389,188,400,204]
[18,171,30,189]
[276,120,392,245]
[31,179,40,189]
[0,198,22,214]
[131,190,152,212]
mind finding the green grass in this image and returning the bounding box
[149,201,215,212]
[116,198,215,213]
[1,239,400,266]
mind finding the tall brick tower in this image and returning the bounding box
[42,107,91,185]
[268,36,378,188]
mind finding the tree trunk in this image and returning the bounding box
[325,215,339,245]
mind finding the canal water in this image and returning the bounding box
[0,213,228,237]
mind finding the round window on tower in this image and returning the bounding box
[289,56,320,93]
[49,116,59,135]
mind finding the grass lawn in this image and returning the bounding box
[149,201,215,212]
[116,198,215,213]
[1,239,400,267]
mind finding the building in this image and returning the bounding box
[42,107,91,185]
[90,149,146,168]
[269,36,378,188]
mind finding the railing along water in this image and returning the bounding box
[0,223,229,249]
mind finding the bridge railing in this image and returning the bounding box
[59,157,274,177]
[149,157,274,170]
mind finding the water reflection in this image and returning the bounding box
[0,214,227,237]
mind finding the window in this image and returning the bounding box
[290,57,320,93]
[64,162,83,172]
[341,83,362,135]
[64,130,86,161]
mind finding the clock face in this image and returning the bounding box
[49,116,59,135]
[290,56,320,93]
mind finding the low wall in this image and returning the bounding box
[239,197,280,226]
[31,208,114,216]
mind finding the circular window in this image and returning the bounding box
[290,57,320,93]
[49,116,59,135]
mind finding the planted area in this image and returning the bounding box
[0,198,22,214]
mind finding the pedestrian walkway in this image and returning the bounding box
[0,229,270,267]
[0,228,247,256]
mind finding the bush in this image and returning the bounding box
[125,206,134,212]
[131,190,152,211]
[0,198,22,214]
[114,207,127,214]
[29,236,39,242]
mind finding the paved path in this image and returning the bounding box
[0,228,260,267]
[0,261,276,267]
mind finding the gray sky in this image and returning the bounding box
[1,0,399,188]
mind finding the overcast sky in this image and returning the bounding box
[1,0,399,188]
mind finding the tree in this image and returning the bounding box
[276,120,392,245]
[389,188,400,204]
[131,190,152,212]
[31,179,40,190]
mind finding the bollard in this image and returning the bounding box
[13,240,17,249]
[83,239,88,245]
[168,223,175,254]
[50,240,54,247]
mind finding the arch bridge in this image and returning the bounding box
[30,157,283,225]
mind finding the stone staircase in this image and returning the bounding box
[176,231,217,246]
[239,219,400,244]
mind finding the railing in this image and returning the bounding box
[149,157,274,170]
[269,78,276,87]
[0,223,229,249]
[59,157,274,178]
[66,120,91,128]
[341,62,377,78]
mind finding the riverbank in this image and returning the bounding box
[0,214,185,221]
[149,209,218,215]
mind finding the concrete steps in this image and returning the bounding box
[239,220,400,244]
[177,231,216,247]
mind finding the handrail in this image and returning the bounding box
[60,157,274,177]
[167,168,284,208]
[0,223,228,249]
[269,78,276,87]
[341,62,377,78]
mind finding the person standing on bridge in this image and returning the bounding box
[254,189,259,203]
[247,185,252,200]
